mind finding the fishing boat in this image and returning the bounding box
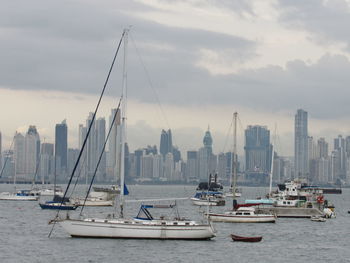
[54,29,216,240]
[230,234,262,242]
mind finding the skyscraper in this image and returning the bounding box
[14,132,25,177]
[25,126,40,177]
[198,128,214,181]
[55,120,68,177]
[160,129,173,157]
[108,108,121,180]
[294,109,308,179]
[244,125,272,182]
[96,117,106,181]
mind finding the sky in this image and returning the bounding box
[2,0,350,157]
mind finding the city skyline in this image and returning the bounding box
[2,1,350,157]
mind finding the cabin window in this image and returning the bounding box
[283,201,286,204]
[104,220,108,223]
[173,222,178,225]
[237,213,243,215]
[162,222,166,225]
[185,222,190,225]
[243,213,250,215]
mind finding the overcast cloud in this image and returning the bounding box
[1,0,350,155]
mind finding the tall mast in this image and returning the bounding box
[232,112,238,200]
[119,28,128,218]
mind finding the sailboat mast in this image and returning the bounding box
[232,112,237,199]
[119,28,129,218]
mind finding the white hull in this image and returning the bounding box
[208,213,276,223]
[59,218,216,240]
[225,192,241,198]
[0,193,38,201]
[72,198,113,207]
[191,198,225,206]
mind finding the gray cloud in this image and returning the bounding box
[276,0,350,51]
[1,0,350,122]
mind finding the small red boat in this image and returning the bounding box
[230,234,262,242]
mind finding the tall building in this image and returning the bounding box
[78,123,88,181]
[160,129,173,157]
[40,143,54,183]
[294,109,308,179]
[55,120,68,177]
[198,128,214,181]
[96,117,106,181]
[107,108,121,180]
[14,132,25,176]
[333,135,346,180]
[25,126,40,178]
[317,138,328,159]
[185,151,198,182]
[244,125,272,181]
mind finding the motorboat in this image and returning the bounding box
[231,234,262,242]
[207,207,276,223]
[310,216,326,222]
[191,191,226,206]
[0,190,39,201]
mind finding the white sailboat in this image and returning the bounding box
[207,112,275,223]
[56,29,216,240]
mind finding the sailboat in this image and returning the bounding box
[207,113,276,223]
[0,134,39,201]
[55,29,216,240]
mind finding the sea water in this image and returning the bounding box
[0,184,349,263]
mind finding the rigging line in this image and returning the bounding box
[221,117,233,153]
[80,97,122,216]
[68,147,88,199]
[129,32,172,131]
[48,30,125,238]
[0,134,15,178]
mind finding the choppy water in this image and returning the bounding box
[0,184,349,263]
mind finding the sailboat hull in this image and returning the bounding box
[0,192,38,201]
[208,213,276,223]
[59,219,216,240]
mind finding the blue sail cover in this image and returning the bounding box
[124,183,129,195]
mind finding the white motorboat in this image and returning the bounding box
[191,191,226,206]
[310,216,326,222]
[55,29,215,240]
[207,207,276,223]
[38,187,64,196]
[0,190,39,201]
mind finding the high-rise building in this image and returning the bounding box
[185,151,198,182]
[317,138,328,159]
[198,128,214,181]
[55,120,68,177]
[96,117,106,181]
[164,152,174,181]
[107,108,121,180]
[244,125,272,181]
[333,135,346,180]
[14,132,25,176]
[294,109,308,179]
[160,129,173,157]
[78,123,88,181]
[40,143,54,183]
[25,126,40,178]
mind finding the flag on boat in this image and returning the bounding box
[124,184,129,195]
